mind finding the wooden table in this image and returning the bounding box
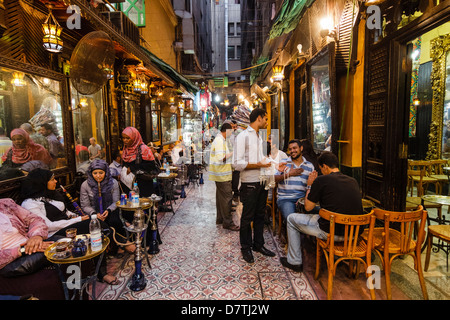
[45,237,110,300]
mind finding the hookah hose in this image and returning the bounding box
[98,181,104,213]
[59,184,85,216]
[109,226,135,247]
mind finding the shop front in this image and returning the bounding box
[362,0,450,210]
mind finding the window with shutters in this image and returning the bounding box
[117,0,145,27]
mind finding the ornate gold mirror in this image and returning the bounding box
[428,34,450,159]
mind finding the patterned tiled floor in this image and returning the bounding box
[97,173,317,300]
[97,171,450,300]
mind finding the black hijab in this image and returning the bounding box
[20,168,64,202]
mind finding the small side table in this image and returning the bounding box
[45,237,110,300]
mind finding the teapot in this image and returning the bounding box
[71,238,87,257]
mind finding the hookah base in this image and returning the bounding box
[129,272,147,291]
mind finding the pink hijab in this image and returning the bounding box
[1,128,52,165]
[122,127,154,162]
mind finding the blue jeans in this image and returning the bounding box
[286,213,344,265]
[277,198,298,221]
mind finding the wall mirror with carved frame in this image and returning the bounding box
[406,23,450,161]
[307,42,337,154]
[0,64,69,183]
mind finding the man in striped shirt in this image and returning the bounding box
[275,139,315,221]
[209,122,239,231]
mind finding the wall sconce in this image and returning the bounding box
[42,8,63,53]
[319,17,337,40]
[413,98,420,106]
[79,97,88,108]
[103,63,114,80]
[11,72,26,87]
[271,65,284,82]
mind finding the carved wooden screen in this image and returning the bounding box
[362,39,390,208]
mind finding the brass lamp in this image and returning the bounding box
[271,65,284,82]
[140,80,148,94]
[42,9,63,53]
[133,78,142,92]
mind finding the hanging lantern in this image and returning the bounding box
[271,65,284,82]
[140,80,148,94]
[133,78,142,92]
[156,87,163,96]
[11,72,26,87]
[42,9,63,53]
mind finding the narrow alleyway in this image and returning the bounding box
[97,171,449,301]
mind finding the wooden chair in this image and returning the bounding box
[429,159,449,195]
[314,208,376,300]
[408,160,439,196]
[425,225,450,272]
[362,205,428,300]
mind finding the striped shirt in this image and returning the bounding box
[276,156,315,201]
[209,134,232,182]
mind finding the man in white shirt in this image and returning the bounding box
[233,108,275,263]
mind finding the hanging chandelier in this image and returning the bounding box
[42,9,63,53]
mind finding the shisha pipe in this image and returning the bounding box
[60,184,85,216]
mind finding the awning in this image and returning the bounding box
[250,56,270,85]
[140,46,199,94]
[269,0,315,40]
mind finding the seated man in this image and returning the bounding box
[280,151,363,272]
[275,139,315,221]
[109,150,123,178]
[0,198,54,277]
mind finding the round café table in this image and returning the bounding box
[45,237,109,300]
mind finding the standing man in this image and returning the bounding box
[39,123,63,167]
[280,151,363,272]
[234,108,274,263]
[229,120,241,205]
[209,122,239,231]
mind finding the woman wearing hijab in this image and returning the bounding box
[20,168,120,285]
[121,126,158,197]
[80,159,135,254]
[1,128,52,168]
[20,168,91,237]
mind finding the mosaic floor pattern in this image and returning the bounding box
[97,174,318,300]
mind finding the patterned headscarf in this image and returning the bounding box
[1,128,52,165]
[121,126,154,163]
[87,159,114,212]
